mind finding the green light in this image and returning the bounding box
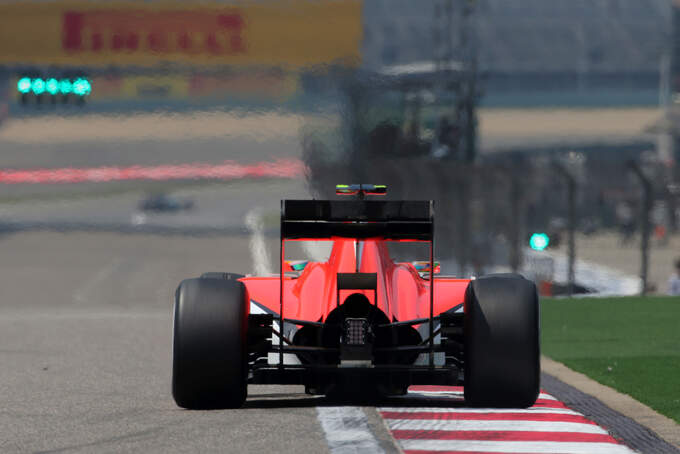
[45,78,59,95]
[529,233,550,251]
[59,79,72,94]
[72,78,91,96]
[17,77,32,94]
[31,78,45,95]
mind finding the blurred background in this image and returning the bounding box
[0,0,678,299]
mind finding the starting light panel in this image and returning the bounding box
[16,76,92,105]
[529,233,550,251]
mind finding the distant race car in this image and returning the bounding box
[138,194,194,212]
[172,184,539,409]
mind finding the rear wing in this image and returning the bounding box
[281,200,434,241]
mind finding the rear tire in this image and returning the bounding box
[172,277,247,409]
[464,274,540,407]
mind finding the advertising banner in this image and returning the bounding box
[0,0,362,68]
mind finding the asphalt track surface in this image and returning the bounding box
[0,231,337,453]
[0,179,303,234]
[2,229,676,453]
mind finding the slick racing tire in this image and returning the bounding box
[172,277,248,409]
[464,274,540,408]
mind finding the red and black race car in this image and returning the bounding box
[172,184,540,409]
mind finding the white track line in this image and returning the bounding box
[73,257,123,304]
[406,390,557,401]
[399,439,636,453]
[316,407,384,453]
[385,419,608,434]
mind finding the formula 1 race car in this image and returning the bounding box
[172,184,540,409]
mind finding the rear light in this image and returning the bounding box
[343,318,369,345]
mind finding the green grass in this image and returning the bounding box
[541,296,680,423]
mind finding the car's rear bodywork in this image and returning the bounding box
[240,194,469,394]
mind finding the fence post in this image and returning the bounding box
[628,160,652,296]
[553,162,576,297]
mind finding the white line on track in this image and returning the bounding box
[406,390,557,400]
[398,439,636,453]
[385,419,608,434]
[73,257,123,304]
[316,407,384,453]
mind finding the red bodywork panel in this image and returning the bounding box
[241,238,469,323]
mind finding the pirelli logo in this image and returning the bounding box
[62,11,246,55]
[0,1,362,68]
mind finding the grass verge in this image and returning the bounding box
[541,296,680,424]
